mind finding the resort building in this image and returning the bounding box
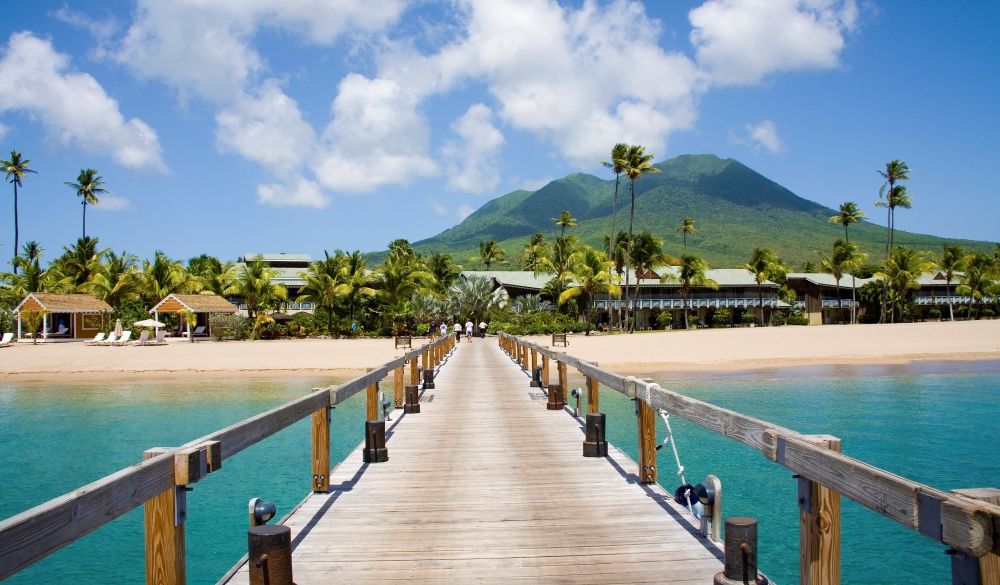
[784,273,873,325]
[235,254,315,314]
[150,293,239,337]
[459,271,551,299]
[12,293,112,340]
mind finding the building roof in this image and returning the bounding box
[461,271,554,291]
[650,267,779,288]
[14,293,112,313]
[243,253,312,264]
[916,271,964,285]
[786,273,874,288]
[151,293,239,313]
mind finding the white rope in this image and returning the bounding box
[647,382,694,516]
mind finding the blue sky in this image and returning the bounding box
[1,0,997,271]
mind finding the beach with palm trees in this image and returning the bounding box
[3,318,997,384]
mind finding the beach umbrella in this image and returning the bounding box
[114,318,123,337]
[134,318,166,328]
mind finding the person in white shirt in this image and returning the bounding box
[440,323,447,338]
[465,320,473,342]
[453,321,462,342]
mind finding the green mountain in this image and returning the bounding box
[412,154,994,269]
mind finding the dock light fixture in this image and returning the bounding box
[694,481,716,506]
[570,387,582,417]
[379,391,391,421]
[249,498,277,527]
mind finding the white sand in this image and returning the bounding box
[2,320,998,383]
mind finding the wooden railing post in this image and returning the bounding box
[636,380,657,484]
[530,348,538,378]
[586,361,599,414]
[144,448,185,585]
[311,390,330,493]
[422,346,429,374]
[410,356,419,386]
[557,358,568,399]
[366,368,378,421]
[800,435,842,585]
[541,347,549,388]
[393,364,404,408]
[951,488,1000,585]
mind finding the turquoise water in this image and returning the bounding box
[2,362,999,584]
[595,360,1000,585]
[0,376,369,584]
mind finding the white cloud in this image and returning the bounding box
[0,122,8,141]
[690,0,858,85]
[456,204,475,220]
[517,177,554,192]
[441,104,505,194]
[0,32,166,172]
[314,74,440,193]
[427,197,448,216]
[91,194,132,212]
[256,176,329,208]
[730,119,783,153]
[215,80,317,173]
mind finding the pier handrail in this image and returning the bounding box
[0,335,453,582]
[497,332,1000,561]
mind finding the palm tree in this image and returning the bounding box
[553,210,577,237]
[876,246,929,323]
[338,250,377,326]
[876,184,913,252]
[55,236,109,289]
[877,160,912,256]
[520,233,550,272]
[449,275,509,327]
[742,248,782,326]
[560,246,620,335]
[930,245,968,321]
[956,253,996,320]
[536,235,578,309]
[66,169,108,239]
[677,217,696,251]
[2,151,37,273]
[661,255,717,329]
[135,250,201,306]
[621,144,661,333]
[81,250,139,311]
[235,255,287,318]
[601,143,629,258]
[818,240,866,324]
[189,255,238,297]
[828,202,865,243]
[512,294,553,314]
[427,253,462,295]
[626,231,675,330]
[297,253,342,334]
[476,240,507,269]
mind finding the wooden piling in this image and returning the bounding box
[636,397,657,484]
[800,435,842,585]
[951,488,1000,584]
[143,448,185,585]
[366,368,378,421]
[311,391,330,493]
[422,347,429,374]
[541,349,549,388]
[557,358,567,398]
[410,356,419,386]
[393,365,404,408]
[586,361,599,414]
[530,348,538,377]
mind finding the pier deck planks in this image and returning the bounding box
[223,340,723,584]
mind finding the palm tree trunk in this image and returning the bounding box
[947,281,954,321]
[609,175,620,330]
[757,282,764,327]
[850,275,857,324]
[12,182,19,275]
[835,282,842,323]
[82,201,88,239]
[624,180,636,333]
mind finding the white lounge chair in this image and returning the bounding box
[53,324,69,336]
[153,330,167,344]
[0,332,13,347]
[85,332,106,345]
[113,331,132,345]
[99,332,119,345]
[182,325,206,337]
[132,330,150,345]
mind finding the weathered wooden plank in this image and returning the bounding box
[800,435,841,585]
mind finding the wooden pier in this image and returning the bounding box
[222,339,723,584]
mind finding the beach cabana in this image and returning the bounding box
[150,293,239,337]
[13,293,112,340]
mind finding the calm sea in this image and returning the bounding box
[1,361,998,584]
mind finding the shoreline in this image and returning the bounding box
[2,321,998,385]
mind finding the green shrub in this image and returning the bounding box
[711,308,730,325]
[415,323,429,336]
[741,312,756,325]
[487,311,585,335]
[982,308,996,318]
[0,310,12,335]
[656,311,674,328]
[927,308,942,319]
[786,315,809,326]
[858,313,880,324]
[770,312,787,326]
[210,313,250,340]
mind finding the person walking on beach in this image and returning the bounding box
[453,321,462,343]
[465,319,473,342]
[479,321,487,339]
[440,322,447,338]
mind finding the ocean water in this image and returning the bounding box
[596,360,1000,585]
[2,362,999,584]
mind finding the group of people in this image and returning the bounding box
[429,320,487,342]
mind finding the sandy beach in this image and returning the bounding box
[2,320,999,383]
